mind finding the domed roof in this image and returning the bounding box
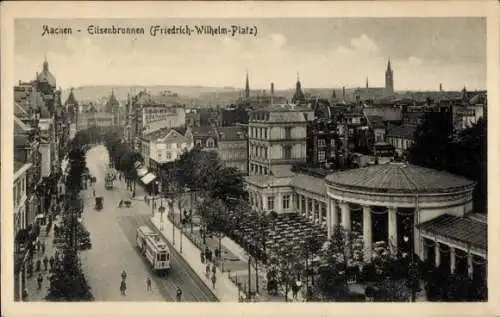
[325,162,475,194]
[37,60,56,87]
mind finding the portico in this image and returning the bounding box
[324,162,476,263]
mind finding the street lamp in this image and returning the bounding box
[403,217,417,302]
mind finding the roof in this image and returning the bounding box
[192,126,216,137]
[292,173,327,196]
[65,89,79,106]
[386,124,417,139]
[325,162,475,194]
[217,126,245,141]
[418,214,487,251]
[141,127,171,141]
[366,115,386,129]
[37,69,56,87]
[244,175,293,188]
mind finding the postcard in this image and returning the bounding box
[1,1,499,317]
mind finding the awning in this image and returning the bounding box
[136,167,148,178]
[141,173,156,185]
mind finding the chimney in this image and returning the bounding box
[270,82,275,105]
[439,83,443,92]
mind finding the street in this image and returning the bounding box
[79,145,217,301]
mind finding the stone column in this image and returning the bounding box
[340,202,351,231]
[312,200,317,223]
[467,252,474,278]
[435,242,441,267]
[305,197,310,219]
[327,199,332,238]
[388,206,398,252]
[450,247,456,274]
[331,199,338,228]
[362,205,372,262]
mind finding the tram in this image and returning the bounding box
[136,225,171,273]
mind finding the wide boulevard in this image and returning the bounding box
[79,145,217,301]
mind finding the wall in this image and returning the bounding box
[39,143,52,177]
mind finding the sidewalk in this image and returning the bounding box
[24,219,57,301]
[150,213,239,302]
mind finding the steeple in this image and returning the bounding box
[384,58,394,97]
[366,77,369,88]
[43,55,49,72]
[245,70,250,100]
[292,72,305,104]
[386,58,392,74]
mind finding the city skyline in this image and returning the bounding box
[15,18,486,91]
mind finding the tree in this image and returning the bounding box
[408,116,487,213]
[317,227,349,300]
[46,143,93,301]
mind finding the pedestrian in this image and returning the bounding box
[200,251,205,264]
[35,259,41,272]
[205,264,210,279]
[212,264,217,275]
[211,273,216,289]
[49,256,55,270]
[41,241,46,254]
[120,280,127,295]
[146,276,152,292]
[144,195,147,202]
[176,287,182,302]
[93,188,96,197]
[43,256,48,271]
[121,270,127,281]
[22,288,29,301]
[36,240,41,252]
[37,273,43,290]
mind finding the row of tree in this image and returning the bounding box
[45,132,94,301]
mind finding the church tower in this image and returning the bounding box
[245,70,250,100]
[385,58,394,97]
[292,72,305,104]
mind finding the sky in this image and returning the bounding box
[15,18,486,91]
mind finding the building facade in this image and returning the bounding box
[248,104,314,176]
[209,126,248,174]
[141,127,194,172]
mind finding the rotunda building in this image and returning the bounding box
[324,161,475,262]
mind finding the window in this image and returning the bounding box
[285,127,292,139]
[318,150,326,162]
[166,152,172,160]
[282,194,290,209]
[206,138,214,148]
[283,145,292,160]
[267,196,274,211]
[318,139,326,147]
[264,129,268,139]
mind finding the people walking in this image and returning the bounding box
[43,256,48,271]
[37,273,43,290]
[121,270,127,281]
[200,251,205,264]
[49,255,55,270]
[120,280,127,295]
[41,241,46,254]
[211,273,216,289]
[146,276,152,292]
[176,287,182,302]
[35,259,41,272]
[205,264,210,279]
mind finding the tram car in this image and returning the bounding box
[136,225,171,273]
